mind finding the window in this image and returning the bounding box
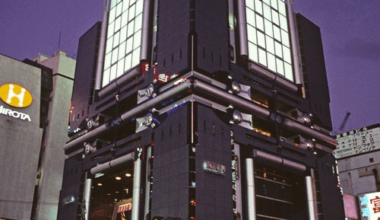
[245,0,294,82]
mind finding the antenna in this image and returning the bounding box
[58,31,62,50]
[339,111,351,132]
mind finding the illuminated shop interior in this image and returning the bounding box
[90,168,134,220]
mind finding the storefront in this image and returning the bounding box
[90,168,134,220]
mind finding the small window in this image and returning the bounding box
[370,158,374,163]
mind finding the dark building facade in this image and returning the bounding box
[58,0,344,219]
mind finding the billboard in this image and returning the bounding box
[335,125,380,158]
[358,191,380,220]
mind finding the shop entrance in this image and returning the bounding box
[90,168,134,220]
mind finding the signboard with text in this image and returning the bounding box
[358,192,380,220]
[0,83,33,122]
[335,125,380,158]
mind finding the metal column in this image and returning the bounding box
[234,143,243,219]
[237,0,248,56]
[143,146,152,219]
[131,148,143,220]
[83,175,92,220]
[95,0,110,90]
[246,158,256,220]
[305,169,319,220]
[286,0,305,97]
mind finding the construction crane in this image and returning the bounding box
[339,111,351,132]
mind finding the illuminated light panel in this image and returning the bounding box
[251,98,269,108]
[125,173,132,177]
[252,127,271,137]
[115,176,122,180]
[97,183,103,186]
[358,192,380,220]
[102,0,144,87]
[245,0,294,82]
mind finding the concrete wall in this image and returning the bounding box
[34,52,75,220]
[0,55,43,220]
[339,151,380,195]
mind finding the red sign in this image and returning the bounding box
[117,203,132,213]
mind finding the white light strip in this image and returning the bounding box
[246,158,256,220]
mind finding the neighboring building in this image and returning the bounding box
[58,0,344,220]
[335,124,380,219]
[0,50,75,220]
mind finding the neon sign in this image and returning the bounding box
[203,161,226,176]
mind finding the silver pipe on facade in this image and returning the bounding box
[193,80,270,118]
[306,172,319,220]
[253,150,306,172]
[144,146,152,219]
[248,63,298,92]
[286,0,305,97]
[193,80,335,147]
[151,0,158,64]
[131,154,142,220]
[84,177,92,220]
[234,143,244,220]
[64,81,192,153]
[246,158,256,220]
[120,80,191,121]
[237,0,248,56]
[140,0,152,61]
[282,118,337,146]
[95,0,110,90]
[228,0,236,63]
[90,152,134,174]
[98,67,140,98]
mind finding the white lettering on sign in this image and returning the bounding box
[0,105,31,122]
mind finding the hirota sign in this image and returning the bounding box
[0,83,32,122]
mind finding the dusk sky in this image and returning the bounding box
[1,1,379,133]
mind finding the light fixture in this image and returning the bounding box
[125,173,132,177]
[97,183,102,186]
[115,176,122,180]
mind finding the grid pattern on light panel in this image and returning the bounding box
[246,0,294,82]
[102,0,144,87]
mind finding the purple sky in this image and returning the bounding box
[1,1,379,132]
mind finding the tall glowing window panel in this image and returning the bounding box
[245,0,294,82]
[102,0,144,87]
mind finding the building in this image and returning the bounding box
[335,124,380,219]
[58,0,344,219]
[0,51,75,220]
